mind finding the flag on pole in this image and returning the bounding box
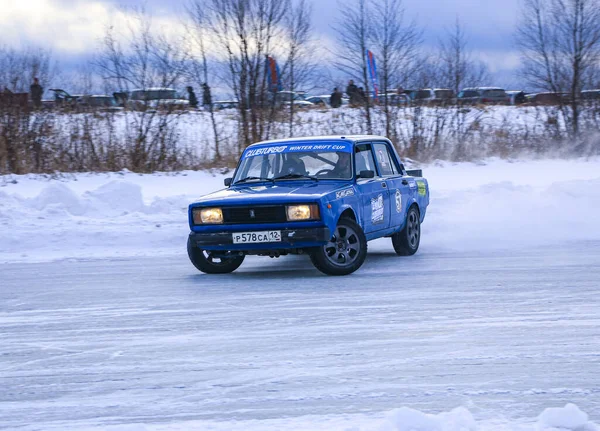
[265,56,282,93]
[365,50,379,100]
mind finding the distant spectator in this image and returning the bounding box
[187,86,198,108]
[202,83,212,108]
[30,78,43,108]
[357,87,366,104]
[330,87,342,108]
[346,79,358,104]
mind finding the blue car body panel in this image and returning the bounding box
[188,136,429,251]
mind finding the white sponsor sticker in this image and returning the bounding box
[336,188,355,199]
[371,194,384,224]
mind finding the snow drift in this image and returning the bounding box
[29,404,598,431]
[1,158,600,262]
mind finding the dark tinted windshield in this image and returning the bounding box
[412,90,431,99]
[482,89,507,97]
[130,90,177,101]
[459,90,479,98]
[434,90,454,99]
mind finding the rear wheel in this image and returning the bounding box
[392,205,420,256]
[310,218,367,276]
[187,237,245,274]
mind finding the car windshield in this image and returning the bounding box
[233,142,354,183]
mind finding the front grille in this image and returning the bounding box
[222,205,287,224]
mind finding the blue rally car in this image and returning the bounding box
[188,136,429,275]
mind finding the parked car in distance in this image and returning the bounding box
[212,100,239,110]
[409,88,455,104]
[524,92,565,105]
[128,88,189,111]
[306,94,349,107]
[506,90,527,105]
[274,91,314,107]
[306,95,330,106]
[79,95,122,111]
[49,89,82,107]
[458,87,510,104]
[581,90,600,101]
[378,93,410,106]
[187,135,430,276]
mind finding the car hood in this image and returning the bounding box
[192,181,352,206]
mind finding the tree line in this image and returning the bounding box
[1,0,600,175]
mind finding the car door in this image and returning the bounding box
[372,142,410,229]
[354,143,391,234]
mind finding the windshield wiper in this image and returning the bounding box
[234,176,275,184]
[274,173,319,181]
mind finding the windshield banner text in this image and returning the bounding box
[243,143,352,159]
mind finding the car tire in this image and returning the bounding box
[392,205,420,256]
[187,237,245,274]
[310,218,367,276]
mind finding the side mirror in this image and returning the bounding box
[399,163,406,173]
[224,177,232,187]
[358,170,375,179]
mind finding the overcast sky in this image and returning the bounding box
[3,0,524,88]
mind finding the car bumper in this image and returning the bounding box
[189,227,331,250]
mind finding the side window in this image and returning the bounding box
[354,144,377,176]
[373,143,398,176]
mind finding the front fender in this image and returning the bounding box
[321,192,362,234]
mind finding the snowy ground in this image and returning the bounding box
[1,157,600,430]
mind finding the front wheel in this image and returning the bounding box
[310,218,367,276]
[187,237,245,274]
[392,205,420,256]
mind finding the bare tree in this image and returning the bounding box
[371,0,421,138]
[438,19,490,96]
[95,8,190,172]
[281,0,314,137]
[0,45,55,93]
[516,0,600,137]
[207,0,289,150]
[187,0,222,161]
[332,0,373,134]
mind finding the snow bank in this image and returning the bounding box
[536,404,598,431]
[39,404,598,431]
[1,158,600,263]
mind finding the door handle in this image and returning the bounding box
[382,182,387,188]
[402,179,408,185]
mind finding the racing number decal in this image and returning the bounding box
[395,190,402,213]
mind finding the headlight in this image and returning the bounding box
[286,204,320,221]
[193,207,223,224]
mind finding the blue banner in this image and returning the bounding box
[365,50,379,100]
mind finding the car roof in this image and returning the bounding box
[247,135,391,148]
[131,88,176,92]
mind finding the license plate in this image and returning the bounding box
[232,230,281,244]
